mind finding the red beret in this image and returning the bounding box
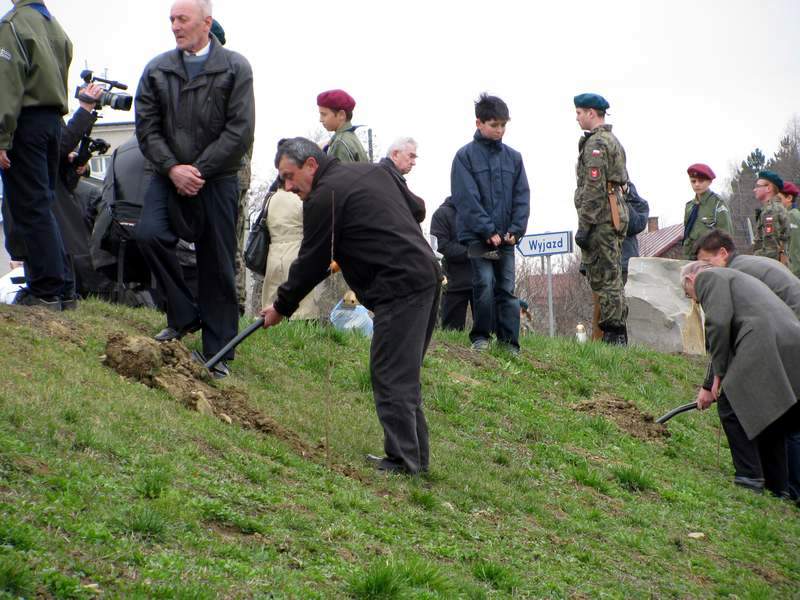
[687,163,716,180]
[316,89,356,112]
[783,181,800,197]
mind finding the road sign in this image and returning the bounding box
[516,231,573,257]
[515,231,574,338]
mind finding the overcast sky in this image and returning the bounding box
[5,0,799,236]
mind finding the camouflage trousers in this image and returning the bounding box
[582,223,627,330]
[235,187,249,315]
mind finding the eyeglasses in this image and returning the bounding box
[754,183,770,188]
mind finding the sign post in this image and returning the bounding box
[516,231,574,337]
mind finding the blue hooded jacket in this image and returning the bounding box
[450,130,530,243]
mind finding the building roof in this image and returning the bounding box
[636,223,683,257]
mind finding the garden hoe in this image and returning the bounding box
[204,317,265,371]
[655,401,697,424]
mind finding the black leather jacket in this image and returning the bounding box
[134,37,255,180]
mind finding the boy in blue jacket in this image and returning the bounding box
[450,94,530,352]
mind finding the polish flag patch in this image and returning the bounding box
[590,168,600,180]
[591,149,601,156]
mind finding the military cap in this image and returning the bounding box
[317,89,356,112]
[573,93,610,111]
[758,170,784,191]
[782,181,800,197]
[687,163,716,180]
[210,19,226,45]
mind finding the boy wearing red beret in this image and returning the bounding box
[683,163,732,259]
[317,89,369,163]
[779,182,800,276]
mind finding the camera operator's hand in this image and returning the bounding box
[66,152,88,176]
[0,150,9,170]
[78,83,104,112]
[169,164,205,196]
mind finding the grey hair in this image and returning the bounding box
[194,0,212,17]
[680,260,713,286]
[275,137,325,168]
[386,137,417,158]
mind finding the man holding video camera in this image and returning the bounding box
[134,0,254,378]
[0,0,73,310]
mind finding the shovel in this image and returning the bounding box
[656,401,698,424]
[204,317,265,370]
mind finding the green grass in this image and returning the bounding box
[0,299,798,597]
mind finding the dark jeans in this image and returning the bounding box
[0,108,71,298]
[370,284,439,474]
[135,174,239,359]
[440,289,472,331]
[469,245,519,348]
[717,392,764,481]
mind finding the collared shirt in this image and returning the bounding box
[183,41,210,58]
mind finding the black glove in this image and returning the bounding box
[574,228,591,251]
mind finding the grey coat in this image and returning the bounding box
[696,268,800,439]
[703,254,800,388]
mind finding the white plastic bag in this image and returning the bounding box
[329,299,373,338]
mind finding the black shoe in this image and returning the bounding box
[734,476,765,493]
[13,289,61,311]
[601,325,627,346]
[154,318,202,342]
[61,295,79,311]
[365,454,408,474]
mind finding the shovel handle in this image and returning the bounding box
[656,401,698,425]
[204,317,265,370]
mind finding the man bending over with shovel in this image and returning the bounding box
[260,138,441,475]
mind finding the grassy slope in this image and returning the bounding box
[0,299,797,599]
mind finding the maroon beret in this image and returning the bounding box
[783,181,800,197]
[687,163,716,180]
[316,89,356,112]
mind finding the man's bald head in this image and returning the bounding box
[170,0,213,53]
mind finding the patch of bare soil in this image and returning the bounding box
[103,333,367,482]
[429,340,495,367]
[0,305,85,347]
[575,393,670,440]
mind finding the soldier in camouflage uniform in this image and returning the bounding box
[752,170,789,263]
[573,93,630,345]
[778,181,800,277]
[317,89,369,163]
[682,163,732,259]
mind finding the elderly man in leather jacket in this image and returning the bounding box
[134,0,254,378]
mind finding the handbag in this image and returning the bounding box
[243,193,274,275]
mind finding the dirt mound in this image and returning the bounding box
[103,333,366,480]
[575,393,669,440]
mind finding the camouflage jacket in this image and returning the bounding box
[753,197,789,260]
[326,121,369,163]
[0,0,72,149]
[787,207,800,277]
[574,124,628,232]
[682,190,732,258]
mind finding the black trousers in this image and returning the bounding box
[753,403,800,496]
[0,108,71,298]
[440,289,472,331]
[135,174,239,359]
[370,284,439,474]
[717,392,763,481]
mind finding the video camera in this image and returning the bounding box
[75,69,132,112]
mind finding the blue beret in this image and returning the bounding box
[758,170,784,191]
[574,93,610,111]
[210,19,226,46]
